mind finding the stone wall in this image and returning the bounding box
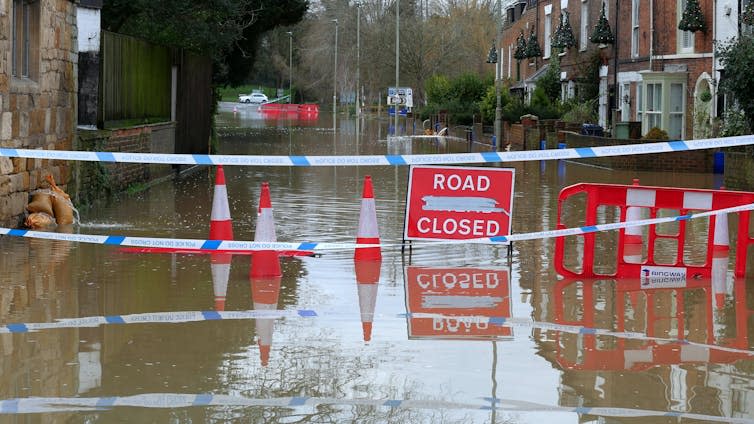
[0,0,78,228]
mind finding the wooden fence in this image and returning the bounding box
[98,31,213,155]
[100,31,171,126]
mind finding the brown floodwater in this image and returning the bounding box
[1,104,753,423]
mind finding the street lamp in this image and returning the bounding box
[286,31,293,104]
[394,0,400,135]
[332,19,338,119]
[356,1,362,117]
[491,0,502,150]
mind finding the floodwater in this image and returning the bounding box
[1,103,754,423]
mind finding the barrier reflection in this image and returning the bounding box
[403,266,512,340]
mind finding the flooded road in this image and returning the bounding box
[1,104,753,423]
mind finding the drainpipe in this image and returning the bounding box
[613,0,620,119]
[711,0,717,120]
[649,0,654,71]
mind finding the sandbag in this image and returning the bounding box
[24,212,56,229]
[51,195,74,225]
[27,193,54,216]
[45,174,74,225]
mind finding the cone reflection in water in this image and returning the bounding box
[354,176,381,261]
[355,259,381,342]
[211,254,232,311]
[209,165,234,241]
[251,182,281,278]
[251,276,281,367]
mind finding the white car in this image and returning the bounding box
[238,92,268,104]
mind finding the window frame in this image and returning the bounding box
[580,0,589,51]
[11,0,40,81]
[677,0,695,53]
[544,9,553,58]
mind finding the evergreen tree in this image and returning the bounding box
[590,2,614,45]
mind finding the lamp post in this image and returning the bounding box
[394,0,400,135]
[286,31,293,104]
[493,0,502,150]
[332,19,338,120]
[356,1,361,117]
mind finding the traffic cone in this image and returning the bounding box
[355,259,381,343]
[251,276,281,367]
[354,176,381,261]
[250,182,282,278]
[209,166,234,241]
[623,242,643,264]
[210,254,231,311]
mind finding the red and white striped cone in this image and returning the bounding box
[252,276,281,367]
[209,165,234,241]
[211,254,232,311]
[354,176,381,261]
[623,242,643,264]
[624,178,643,245]
[712,250,729,310]
[250,182,282,278]
[355,259,381,343]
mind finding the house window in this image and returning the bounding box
[580,0,589,50]
[641,74,687,138]
[11,0,40,80]
[621,83,630,122]
[669,83,685,139]
[637,82,643,121]
[645,82,663,132]
[631,0,640,57]
[544,9,553,58]
[677,0,694,53]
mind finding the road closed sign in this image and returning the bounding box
[403,165,515,241]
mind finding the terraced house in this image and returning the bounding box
[499,0,752,139]
[0,0,77,227]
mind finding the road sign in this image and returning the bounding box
[405,266,512,340]
[387,87,413,108]
[403,165,515,241]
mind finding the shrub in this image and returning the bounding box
[561,99,598,124]
[720,109,752,136]
[642,127,669,140]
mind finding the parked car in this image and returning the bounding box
[239,92,268,104]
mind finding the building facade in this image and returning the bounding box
[0,0,78,227]
[500,0,749,140]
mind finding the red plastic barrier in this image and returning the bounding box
[554,181,754,278]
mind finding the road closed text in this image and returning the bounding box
[416,216,500,236]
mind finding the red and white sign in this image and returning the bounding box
[403,165,515,241]
[405,266,512,340]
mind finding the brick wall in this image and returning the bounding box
[564,132,713,172]
[74,123,176,207]
[0,0,78,227]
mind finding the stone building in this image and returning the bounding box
[0,0,78,227]
[499,0,751,139]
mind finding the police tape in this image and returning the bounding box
[3,202,753,251]
[1,135,753,166]
[3,308,752,359]
[0,393,750,422]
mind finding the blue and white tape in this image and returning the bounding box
[0,393,751,422]
[1,135,752,166]
[3,203,753,251]
[3,309,752,358]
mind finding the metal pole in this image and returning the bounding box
[394,0,400,135]
[287,31,293,103]
[494,0,502,150]
[356,2,361,117]
[333,19,338,120]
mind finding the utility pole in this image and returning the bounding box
[356,2,361,117]
[494,0,502,150]
[394,0,400,135]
